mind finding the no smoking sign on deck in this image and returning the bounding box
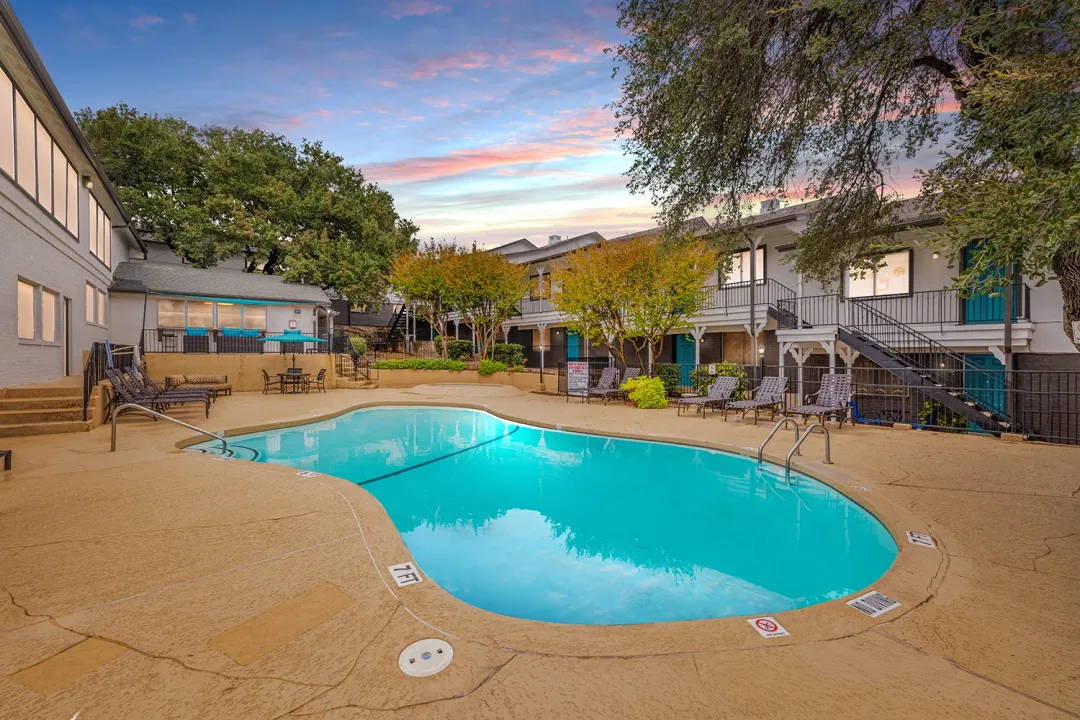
[748,616,790,638]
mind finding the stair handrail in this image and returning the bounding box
[110,403,227,454]
[786,423,831,479]
[758,417,801,465]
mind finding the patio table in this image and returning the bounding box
[277,372,310,394]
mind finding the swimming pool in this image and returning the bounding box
[195,406,897,625]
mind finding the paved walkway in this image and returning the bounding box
[0,388,1077,719]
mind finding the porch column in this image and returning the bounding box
[837,343,860,375]
[748,234,761,360]
[454,320,460,339]
[821,340,836,374]
[796,273,804,328]
[690,325,707,365]
[536,264,546,308]
[502,324,511,343]
[788,344,812,402]
[537,323,548,381]
[779,342,790,376]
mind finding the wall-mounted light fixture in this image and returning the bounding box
[81,174,94,190]
[932,251,940,259]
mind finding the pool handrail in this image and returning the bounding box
[110,402,227,454]
[785,423,831,479]
[758,417,801,465]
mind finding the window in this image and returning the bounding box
[14,91,34,194]
[41,289,56,342]
[217,303,242,328]
[85,283,95,323]
[17,280,35,339]
[88,194,111,266]
[186,301,213,328]
[157,299,186,327]
[52,142,67,225]
[242,305,266,330]
[0,72,12,177]
[847,250,911,298]
[724,248,765,284]
[65,165,78,234]
[529,275,551,300]
[36,121,51,212]
[97,289,106,327]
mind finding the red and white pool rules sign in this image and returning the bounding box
[748,616,790,638]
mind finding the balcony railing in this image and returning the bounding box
[517,296,554,315]
[700,279,796,313]
[142,328,337,354]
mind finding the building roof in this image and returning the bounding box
[110,262,331,304]
[487,238,537,255]
[610,216,712,242]
[500,232,606,265]
[0,1,144,254]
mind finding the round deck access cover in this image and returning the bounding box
[398,639,453,677]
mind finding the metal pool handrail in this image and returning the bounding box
[111,403,227,454]
[758,417,802,464]
[786,423,831,479]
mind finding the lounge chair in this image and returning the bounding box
[675,376,739,418]
[262,369,283,395]
[725,376,788,425]
[594,367,640,405]
[106,368,211,419]
[583,367,619,404]
[788,373,852,428]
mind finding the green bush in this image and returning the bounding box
[654,364,682,397]
[478,359,508,375]
[622,376,668,409]
[493,343,525,367]
[918,401,968,431]
[371,359,466,371]
[507,364,526,373]
[347,335,367,357]
[689,361,749,398]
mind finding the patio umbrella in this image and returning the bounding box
[257,333,327,368]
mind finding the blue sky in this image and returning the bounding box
[13,0,937,248]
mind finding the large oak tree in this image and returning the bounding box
[612,0,1080,347]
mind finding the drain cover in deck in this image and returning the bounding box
[398,639,453,677]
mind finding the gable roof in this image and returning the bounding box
[110,262,330,304]
[501,232,606,265]
[610,216,712,242]
[487,238,537,255]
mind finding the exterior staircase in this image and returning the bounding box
[0,381,92,437]
[838,299,1010,433]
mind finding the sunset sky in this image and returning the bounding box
[15,0,942,248]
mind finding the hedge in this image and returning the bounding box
[371,359,467,371]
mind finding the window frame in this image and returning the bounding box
[1,67,80,243]
[41,287,57,343]
[845,248,914,299]
[17,278,36,340]
[723,246,767,285]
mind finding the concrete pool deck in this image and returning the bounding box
[0,388,1077,719]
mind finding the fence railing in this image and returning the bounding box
[553,361,1079,446]
[701,279,796,312]
[82,341,135,421]
[141,329,336,354]
[335,353,376,382]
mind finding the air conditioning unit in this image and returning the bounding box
[759,198,781,213]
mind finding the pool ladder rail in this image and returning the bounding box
[110,402,227,454]
[758,417,832,482]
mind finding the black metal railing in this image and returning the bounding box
[141,329,334,354]
[701,278,796,312]
[775,294,840,328]
[82,341,135,421]
[335,353,376,382]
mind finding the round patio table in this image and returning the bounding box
[278,372,310,394]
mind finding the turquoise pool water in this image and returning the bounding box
[195,406,896,625]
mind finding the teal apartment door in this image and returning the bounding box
[964,353,1006,419]
[962,243,1016,324]
[566,331,580,359]
[674,334,696,389]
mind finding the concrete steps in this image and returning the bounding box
[0,408,82,424]
[0,383,87,437]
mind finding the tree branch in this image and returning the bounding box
[912,55,967,99]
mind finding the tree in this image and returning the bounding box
[388,242,461,359]
[552,237,716,367]
[612,0,1080,348]
[447,250,529,360]
[76,105,418,308]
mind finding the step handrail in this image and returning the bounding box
[785,423,831,479]
[111,402,227,453]
[758,417,801,464]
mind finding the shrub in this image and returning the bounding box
[654,364,683,397]
[478,359,509,375]
[689,361,749,399]
[918,401,968,431]
[347,335,367,357]
[507,364,526,373]
[371,359,466,371]
[622,376,668,409]
[492,343,525,367]
[434,338,474,361]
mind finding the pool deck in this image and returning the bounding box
[1,387,1077,719]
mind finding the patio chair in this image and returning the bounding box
[583,367,619,404]
[106,368,211,419]
[262,369,283,395]
[590,366,640,405]
[725,376,788,425]
[304,369,327,393]
[674,376,739,419]
[787,373,852,429]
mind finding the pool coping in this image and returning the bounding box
[175,400,945,658]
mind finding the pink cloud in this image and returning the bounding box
[410,50,491,79]
[377,79,401,87]
[131,13,164,29]
[584,4,619,20]
[386,0,450,19]
[182,12,197,25]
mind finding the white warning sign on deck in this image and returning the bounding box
[567,361,589,397]
[748,616,790,638]
[297,471,321,478]
[389,563,423,587]
[906,531,936,548]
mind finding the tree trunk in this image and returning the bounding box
[1052,246,1080,351]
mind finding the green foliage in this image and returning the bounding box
[918,401,969,432]
[447,250,529,360]
[507,365,526,373]
[622,376,668,409]
[347,336,368,357]
[432,337,474,361]
[389,243,460,357]
[654,364,683,397]
[689,361,748,398]
[371,359,466,371]
[493,343,525,367]
[478,359,509,375]
[75,104,417,307]
[612,0,1080,347]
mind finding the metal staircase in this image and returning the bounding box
[839,299,1010,433]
